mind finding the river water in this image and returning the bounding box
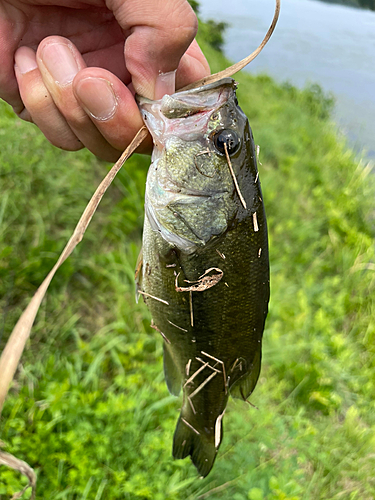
[199,0,375,159]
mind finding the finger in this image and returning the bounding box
[38,37,150,160]
[0,7,23,113]
[37,36,126,160]
[110,0,200,98]
[176,39,211,90]
[14,46,83,151]
[82,41,131,84]
[73,67,151,156]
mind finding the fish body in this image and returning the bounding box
[136,78,269,477]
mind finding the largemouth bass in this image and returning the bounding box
[136,78,269,477]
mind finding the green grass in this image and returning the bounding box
[1,38,375,499]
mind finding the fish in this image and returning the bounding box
[136,77,270,477]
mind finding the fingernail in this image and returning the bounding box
[15,47,38,74]
[154,70,176,100]
[41,42,79,86]
[75,77,117,121]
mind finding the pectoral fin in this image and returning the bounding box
[163,343,182,396]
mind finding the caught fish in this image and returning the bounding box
[136,78,270,477]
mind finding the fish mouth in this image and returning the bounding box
[136,78,236,114]
[137,78,237,145]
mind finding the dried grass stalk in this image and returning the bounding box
[179,0,280,91]
[175,268,224,292]
[0,126,148,415]
[0,448,37,500]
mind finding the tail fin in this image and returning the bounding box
[172,414,221,477]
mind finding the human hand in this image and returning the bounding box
[1,0,210,160]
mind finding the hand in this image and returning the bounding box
[1,0,210,160]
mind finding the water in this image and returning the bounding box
[199,0,375,158]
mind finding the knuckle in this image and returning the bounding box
[61,104,86,128]
[181,8,198,38]
[17,108,33,123]
[165,6,198,47]
[23,84,53,115]
[49,133,83,152]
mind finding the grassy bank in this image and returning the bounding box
[318,0,375,11]
[1,36,375,500]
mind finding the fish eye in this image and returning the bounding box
[213,129,241,156]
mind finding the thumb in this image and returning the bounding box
[107,0,199,99]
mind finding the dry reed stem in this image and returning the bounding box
[0,126,148,415]
[0,449,37,499]
[150,321,171,344]
[175,268,223,292]
[187,396,197,414]
[216,249,226,260]
[181,418,200,435]
[179,0,280,91]
[189,291,194,327]
[223,143,247,209]
[167,320,188,332]
[253,212,259,232]
[201,351,228,394]
[137,290,169,305]
[184,362,209,388]
[196,357,222,374]
[189,371,217,399]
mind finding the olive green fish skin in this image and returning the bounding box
[137,79,269,477]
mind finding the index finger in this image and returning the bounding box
[109,0,209,99]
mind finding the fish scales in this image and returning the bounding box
[137,78,269,477]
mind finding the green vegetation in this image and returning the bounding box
[358,0,375,8]
[1,32,375,500]
[319,0,375,10]
[187,0,200,13]
[198,20,228,52]
[188,0,228,52]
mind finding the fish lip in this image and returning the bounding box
[164,188,228,198]
[175,77,236,97]
[136,77,236,106]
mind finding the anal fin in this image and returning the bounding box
[230,349,262,401]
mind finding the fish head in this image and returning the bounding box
[138,78,257,254]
